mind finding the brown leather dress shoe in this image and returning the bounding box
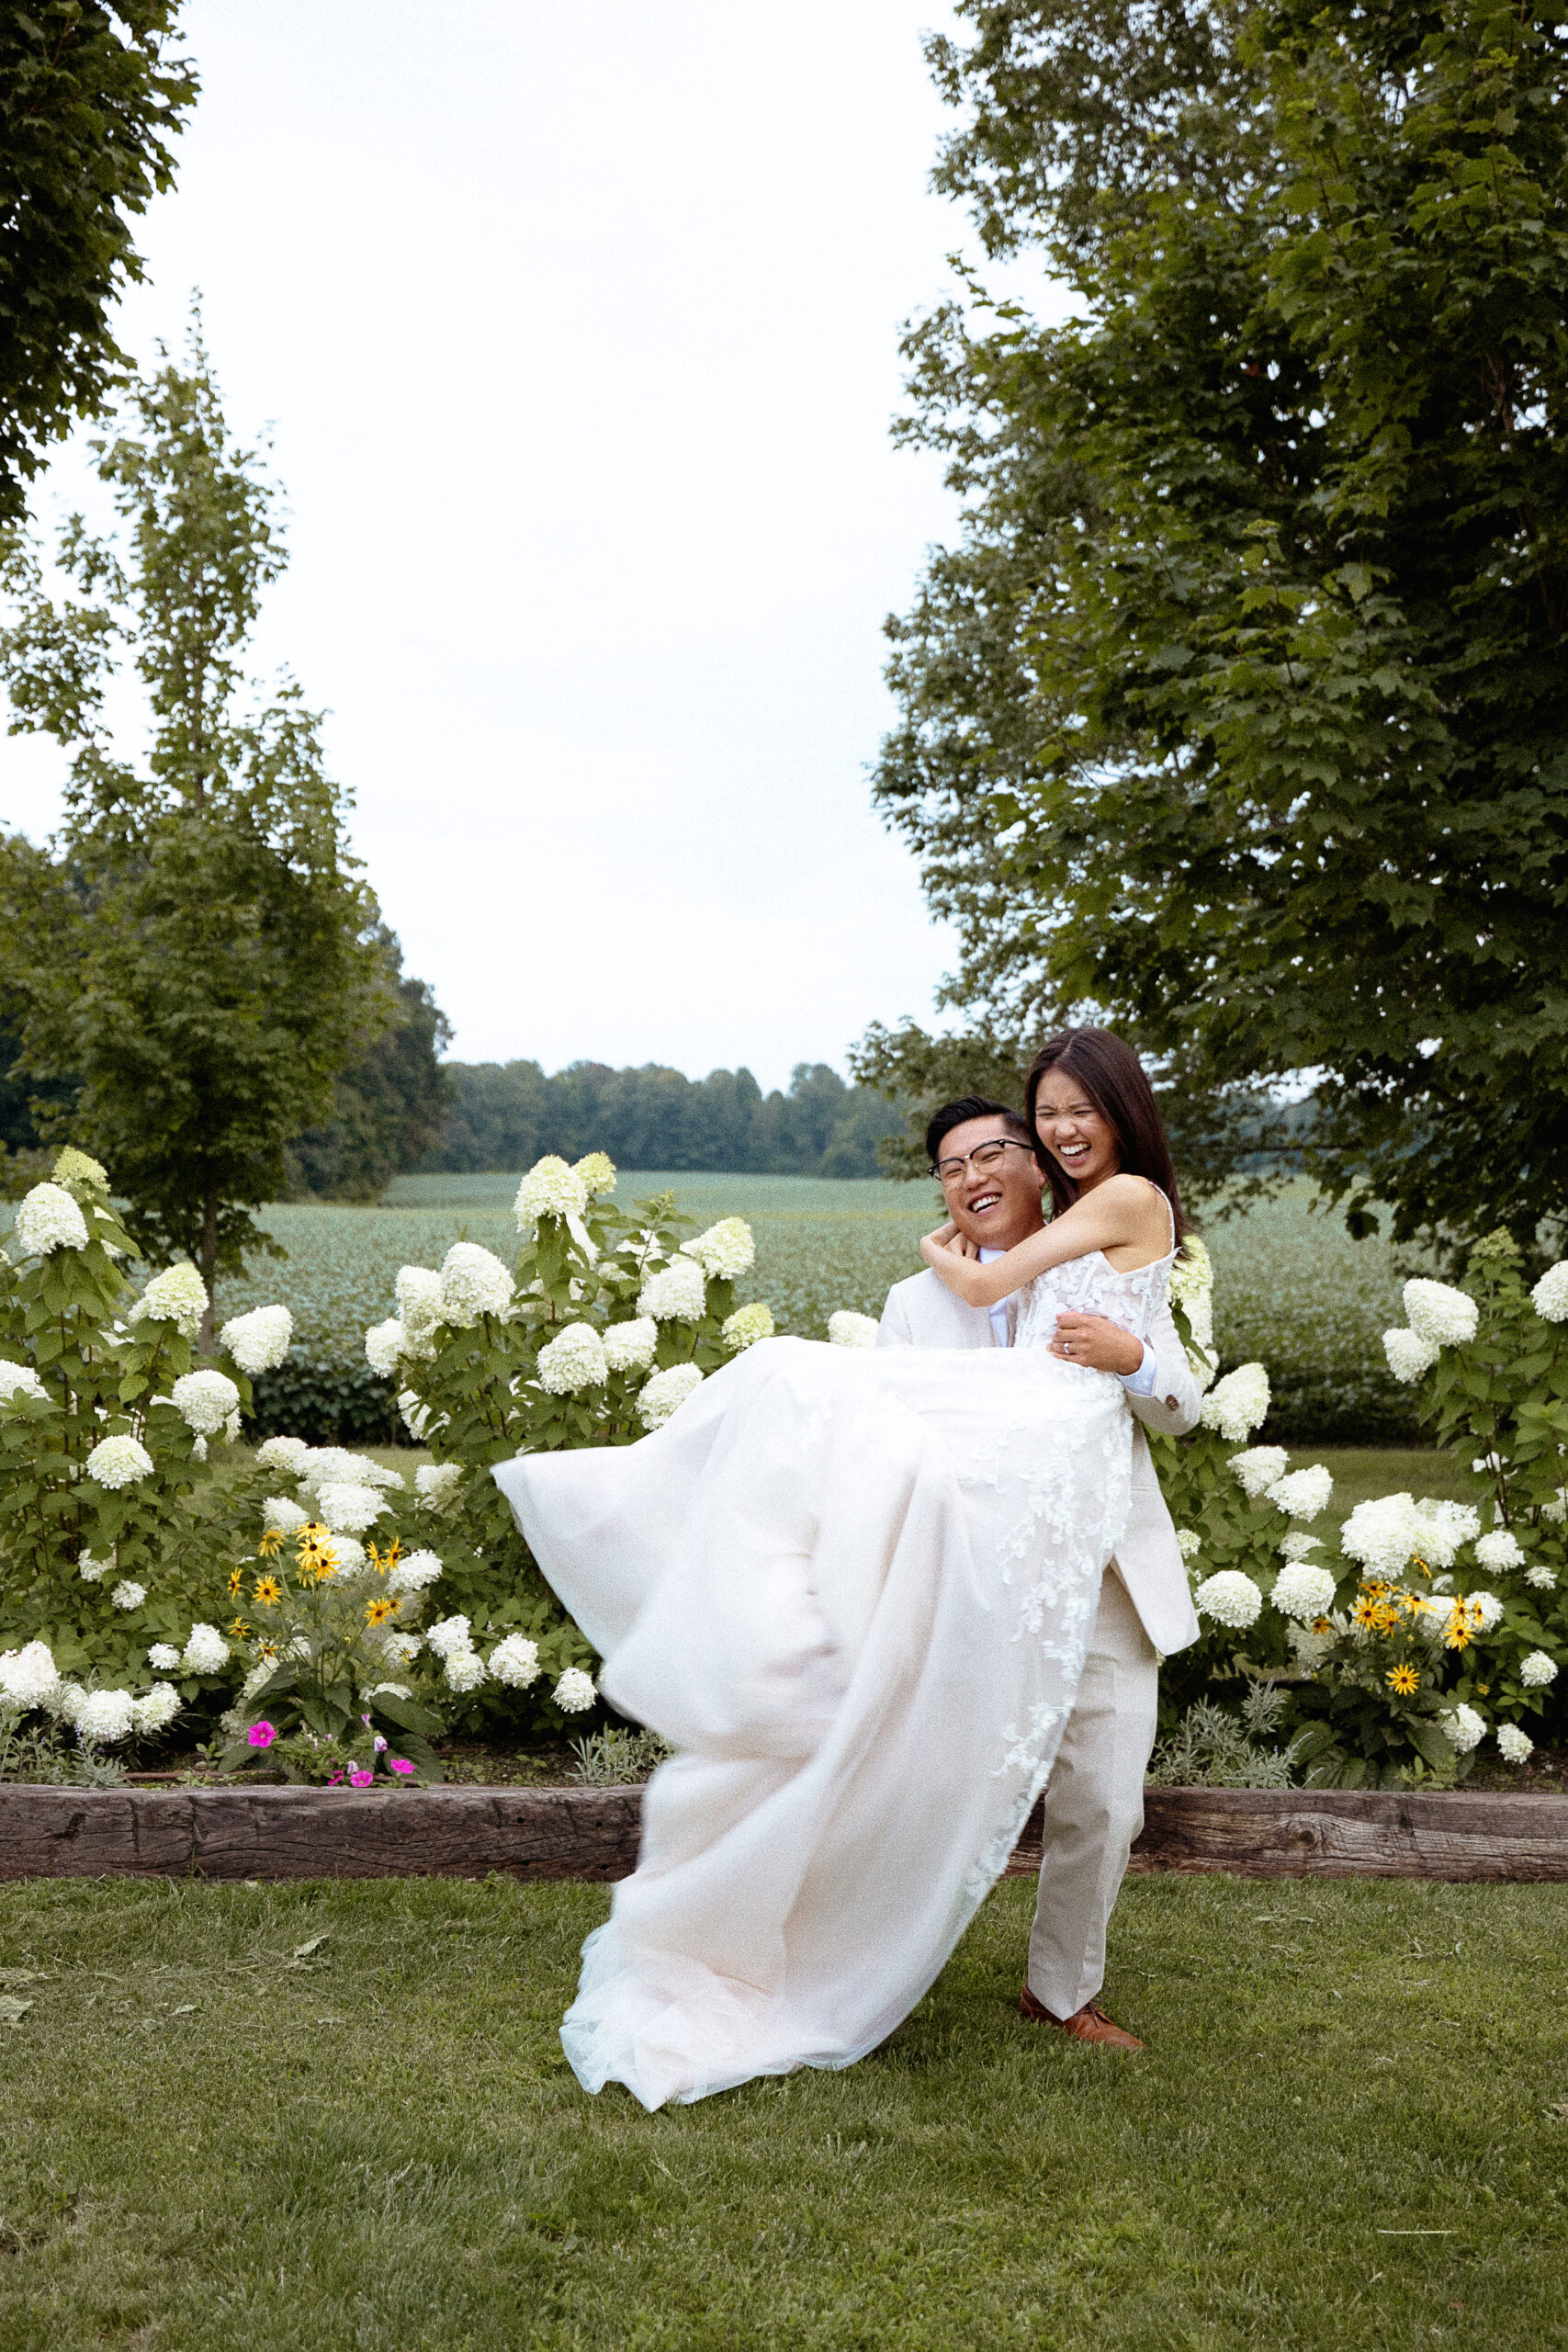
[1019,1983,1144,2050]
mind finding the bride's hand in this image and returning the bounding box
[920,1221,978,1267]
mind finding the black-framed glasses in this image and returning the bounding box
[932,1137,1037,1184]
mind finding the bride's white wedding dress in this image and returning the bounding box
[494,1231,1177,2110]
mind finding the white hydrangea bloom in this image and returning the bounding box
[295,1446,401,1493]
[170,1369,241,1437]
[828,1311,881,1349]
[1382,1326,1440,1385]
[396,1266,446,1357]
[379,1632,423,1664]
[1441,1702,1486,1756]
[1497,1723,1534,1764]
[684,1217,756,1281]
[1473,1529,1524,1573]
[219,1304,293,1374]
[638,1363,704,1430]
[1271,1563,1337,1623]
[536,1323,609,1395]
[182,1623,231,1674]
[488,1633,541,1689]
[1200,1363,1270,1442]
[1403,1278,1479,1348]
[425,1613,473,1660]
[399,1388,431,1441]
[1169,1234,1213,1312]
[1419,1498,1480,1550]
[638,1257,707,1323]
[75,1688,136,1745]
[414,1464,463,1514]
[131,1682,181,1736]
[147,1644,182,1671]
[1269,1464,1335,1523]
[315,1482,388,1535]
[256,1434,310,1474]
[1175,1528,1202,1561]
[129,1261,208,1339]
[1340,1493,1421,1578]
[553,1666,597,1713]
[573,1151,616,1197]
[514,1155,590,1225]
[1525,1564,1559,1590]
[109,1579,146,1611]
[263,1496,310,1536]
[1530,1261,1568,1322]
[85,1433,153,1489]
[1227,1445,1289,1499]
[77,1550,109,1582]
[1279,1531,1324,1561]
[1519,1649,1559,1688]
[721,1302,774,1351]
[604,1317,658,1374]
[444,1648,487,1694]
[0,1360,48,1405]
[51,1147,109,1197]
[364,1317,406,1377]
[366,1679,412,1702]
[439,1240,514,1327]
[14,1181,90,1256]
[332,1536,368,1577]
[1461,1589,1505,1632]
[0,1641,60,1707]
[1194,1569,1264,1629]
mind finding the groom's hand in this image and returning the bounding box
[1048,1310,1145,1375]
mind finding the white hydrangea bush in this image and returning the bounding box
[0,1148,302,1734]
[1349,1227,1568,1765]
[349,1153,792,1734]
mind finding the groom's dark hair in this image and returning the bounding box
[925,1096,1033,1169]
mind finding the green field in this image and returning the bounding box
[205,1171,1424,1442]
[3,1871,1562,2351]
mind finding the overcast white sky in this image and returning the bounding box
[2,2,1061,1091]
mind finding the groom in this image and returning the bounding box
[877,1095,1201,2050]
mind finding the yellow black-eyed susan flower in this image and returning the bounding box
[1387,1663,1419,1695]
[228,1619,250,1640]
[365,1596,397,1628]
[258,1527,284,1557]
[253,1575,284,1608]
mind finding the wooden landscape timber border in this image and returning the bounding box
[2,1783,1568,1885]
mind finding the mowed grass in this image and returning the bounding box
[3,1872,1564,2351]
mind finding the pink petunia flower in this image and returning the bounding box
[247,1721,277,1749]
[388,1757,415,1777]
[349,1768,374,1787]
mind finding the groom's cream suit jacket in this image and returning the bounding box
[876,1270,1202,1657]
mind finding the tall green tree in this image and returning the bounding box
[0,1,197,520]
[0,325,388,1335]
[868,0,1568,1256]
[286,927,454,1201]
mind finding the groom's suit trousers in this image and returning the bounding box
[1026,1566,1159,2020]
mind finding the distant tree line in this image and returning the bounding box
[422,1059,907,1180]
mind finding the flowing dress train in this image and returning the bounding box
[493,1243,1174,2109]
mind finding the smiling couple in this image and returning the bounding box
[498,1026,1203,2111]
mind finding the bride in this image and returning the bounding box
[494,1034,1190,2110]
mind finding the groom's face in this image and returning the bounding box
[936,1115,1048,1250]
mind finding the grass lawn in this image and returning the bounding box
[4,1872,1565,2350]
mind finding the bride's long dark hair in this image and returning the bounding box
[1024,1027,1190,1240]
